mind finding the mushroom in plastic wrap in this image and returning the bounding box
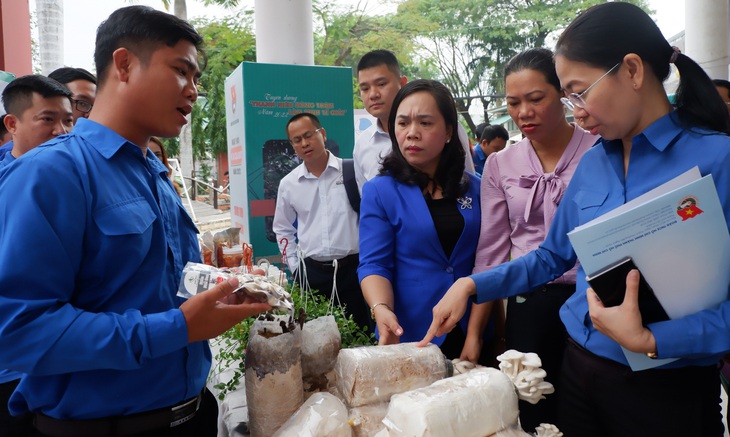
[334,342,452,408]
[301,315,341,392]
[381,367,519,437]
[272,392,352,437]
[245,314,303,437]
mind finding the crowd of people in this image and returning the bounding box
[0,2,729,436]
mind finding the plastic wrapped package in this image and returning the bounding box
[245,314,304,437]
[301,316,341,391]
[176,262,294,314]
[213,227,241,267]
[347,402,389,437]
[220,244,244,268]
[272,392,352,437]
[494,427,534,437]
[334,343,451,407]
[382,367,519,437]
[200,231,215,266]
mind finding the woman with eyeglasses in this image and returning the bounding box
[358,79,494,363]
[420,3,730,435]
[473,47,597,431]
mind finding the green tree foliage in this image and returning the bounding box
[190,12,256,158]
[312,0,426,109]
[392,0,652,135]
[176,0,655,159]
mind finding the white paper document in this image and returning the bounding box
[568,168,730,370]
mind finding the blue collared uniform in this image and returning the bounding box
[0,118,204,419]
[0,142,11,162]
[472,111,730,368]
[0,146,14,172]
[358,172,482,344]
[472,145,487,176]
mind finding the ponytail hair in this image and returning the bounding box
[555,2,730,135]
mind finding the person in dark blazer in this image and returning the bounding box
[358,79,491,362]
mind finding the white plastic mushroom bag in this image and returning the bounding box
[347,401,389,437]
[334,342,451,407]
[301,315,341,391]
[272,392,352,437]
[245,314,304,437]
[382,367,520,437]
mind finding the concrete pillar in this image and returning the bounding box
[685,0,730,79]
[36,0,64,75]
[0,0,33,76]
[254,0,314,65]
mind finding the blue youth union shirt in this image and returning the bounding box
[472,111,730,369]
[0,118,205,419]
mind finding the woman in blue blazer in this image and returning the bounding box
[358,79,491,361]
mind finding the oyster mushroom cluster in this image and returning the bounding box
[234,273,294,314]
[534,423,564,437]
[497,350,555,405]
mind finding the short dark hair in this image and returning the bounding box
[285,112,322,136]
[474,122,489,140]
[504,47,561,92]
[2,75,72,116]
[48,67,97,85]
[0,114,7,137]
[381,79,468,199]
[480,124,509,143]
[94,5,205,88]
[556,2,730,135]
[357,49,402,78]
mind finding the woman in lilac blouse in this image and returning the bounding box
[473,48,597,430]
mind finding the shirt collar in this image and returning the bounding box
[368,119,389,141]
[296,150,339,178]
[637,111,684,152]
[72,118,135,160]
[474,144,486,160]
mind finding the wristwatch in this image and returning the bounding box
[370,302,393,320]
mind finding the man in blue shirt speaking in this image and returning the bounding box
[0,6,270,436]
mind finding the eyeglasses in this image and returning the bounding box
[290,128,322,145]
[560,63,621,111]
[71,99,93,114]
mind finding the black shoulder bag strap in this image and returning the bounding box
[341,158,361,214]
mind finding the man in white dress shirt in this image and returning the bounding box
[354,50,475,193]
[273,112,370,332]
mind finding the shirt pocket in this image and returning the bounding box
[94,197,157,236]
[330,182,354,215]
[573,189,609,224]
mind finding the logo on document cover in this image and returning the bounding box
[676,195,704,221]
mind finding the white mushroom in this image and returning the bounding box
[497,349,555,406]
[534,423,563,437]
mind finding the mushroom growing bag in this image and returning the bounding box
[382,367,520,437]
[245,314,304,437]
[334,342,451,407]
